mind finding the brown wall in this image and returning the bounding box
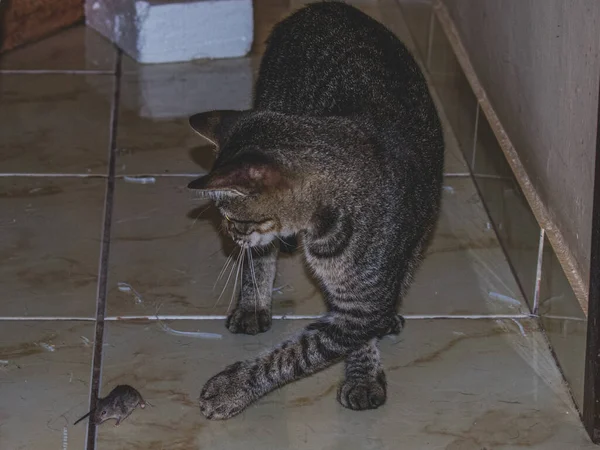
[443,0,600,286]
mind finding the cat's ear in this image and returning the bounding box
[187,154,287,198]
[188,110,245,145]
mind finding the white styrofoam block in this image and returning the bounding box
[85,0,254,64]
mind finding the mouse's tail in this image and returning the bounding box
[74,411,91,425]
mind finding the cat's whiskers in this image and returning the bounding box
[214,248,237,292]
[189,204,212,229]
[247,247,260,317]
[227,245,246,313]
[214,247,242,308]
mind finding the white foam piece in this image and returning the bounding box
[85,0,254,64]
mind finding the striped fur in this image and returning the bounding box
[188,2,444,420]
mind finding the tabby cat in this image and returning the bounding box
[187,1,444,419]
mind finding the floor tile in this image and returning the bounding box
[106,176,526,318]
[433,91,469,174]
[539,236,587,409]
[0,178,105,317]
[0,75,113,174]
[0,25,116,72]
[105,177,320,318]
[116,58,254,175]
[0,321,94,450]
[404,177,528,315]
[95,318,593,449]
[472,116,541,309]
[396,0,433,62]
[428,14,478,167]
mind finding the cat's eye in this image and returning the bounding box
[224,214,231,222]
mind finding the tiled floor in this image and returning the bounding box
[0,1,594,449]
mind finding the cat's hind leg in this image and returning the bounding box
[226,245,277,335]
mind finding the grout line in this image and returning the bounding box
[471,104,479,169]
[533,228,546,314]
[444,172,471,177]
[0,69,114,75]
[105,313,535,321]
[471,173,514,181]
[116,173,206,179]
[0,314,537,321]
[0,173,107,178]
[543,314,587,323]
[85,51,122,450]
[0,317,96,321]
[0,173,206,179]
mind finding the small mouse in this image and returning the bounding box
[74,385,146,426]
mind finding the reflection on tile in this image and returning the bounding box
[0,25,116,71]
[473,116,540,309]
[106,177,322,317]
[0,321,94,450]
[96,318,593,449]
[396,0,433,62]
[116,59,253,175]
[442,123,468,173]
[539,236,587,409]
[431,89,468,173]
[405,177,528,315]
[0,178,105,317]
[253,0,293,57]
[428,14,478,166]
[0,75,113,174]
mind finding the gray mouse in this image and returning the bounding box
[74,385,146,426]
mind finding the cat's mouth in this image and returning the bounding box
[224,217,279,248]
[230,231,276,248]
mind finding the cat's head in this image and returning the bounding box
[187,110,310,247]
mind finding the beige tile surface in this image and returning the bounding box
[105,176,526,318]
[0,25,116,72]
[0,321,94,450]
[438,98,469,174]
[539,236,587,409]
[396,0,434,62]
[0,75,113,174]
[95,318,593,450]
[115,58,254,175]
[473,117,541,308]
[0,178,105,317]
[407,176,528,315]
[0,2,592,449]
[429,14,478,167]
[105,177,321,317]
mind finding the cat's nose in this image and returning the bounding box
[233,223,252,236]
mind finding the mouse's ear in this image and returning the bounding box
[189,110,246,147]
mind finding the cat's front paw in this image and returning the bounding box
[226,307,272,335]
[337,371,387,411]
[199,361,257,420]
[387,314,406,336]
